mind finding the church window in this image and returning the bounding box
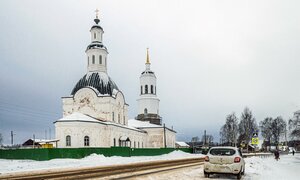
[105,57,107,65]
[155,86,156,94]
[88,56,89,65]
[118,114,120,123]
[112,112,115,121]
[123,116,125,125]
[144,108,148,114]
[114,138,116,146]
[145,85,148,94]
[84,136,90,146]
[66,135,71,146]
[141,86,143,94]
[151,85,153,94]
[92,55,95,64]
[99,55,102,64]
[142,142,143,148]
[138,142,140,148]
[134,141,136,148]
[94,32,96,39]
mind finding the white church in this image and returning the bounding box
[54,13,176,148]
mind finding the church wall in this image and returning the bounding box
[62,88,128,125]
[141,128,175,148]
[137,97,160,115]
[55,122,110,148]
[55,121,147,148]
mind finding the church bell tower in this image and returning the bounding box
[136,49,161,125]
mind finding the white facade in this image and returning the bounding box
[137,49,160,115]
[54,14,176,149]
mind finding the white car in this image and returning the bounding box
[204,146,245,179]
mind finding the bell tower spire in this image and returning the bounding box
[85,9,108,73]
[136,49,161,125]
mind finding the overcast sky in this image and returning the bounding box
[1,0,300,144]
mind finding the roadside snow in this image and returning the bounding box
[0,150,203,174]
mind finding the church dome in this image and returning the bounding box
[71,72,119,96]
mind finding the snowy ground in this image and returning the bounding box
[0,150,203,174]
[1,152,299,179]
[156,153,299,180]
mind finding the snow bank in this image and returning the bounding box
[0,150,203,174]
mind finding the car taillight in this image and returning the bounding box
[234,157,241,163]
[205,156,209,162]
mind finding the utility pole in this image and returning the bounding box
[11,131,13,146]
[33,134,35,149]
[49,128,51,139]
[163,123,167,148]
[204,130,206,146]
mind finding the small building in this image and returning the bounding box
[175,141,190,148]
[22,139,59,148]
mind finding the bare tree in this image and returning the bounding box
[259,117,273,143]
[222,113,239,146]
[238,107,258,151]
[271,116,286,147]
[289,113,300,139]
[219,125,226,145]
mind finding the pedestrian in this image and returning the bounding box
[292,149,295,156]
[274,149,280,161]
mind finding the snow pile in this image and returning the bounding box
[0,150,203,174]
[128,119,162,128]
[244,154,300,179]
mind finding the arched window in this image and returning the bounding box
[145,85,148,94]
[84,136,89,146]
[141,86,143,94]
[144,108,148,114]
[94,33,96,39]
[142,142,143,148]
[138,142,140,148]
[123,116,125,125]
[92,55,95,64]
[114,138,116,147]
[118,114,120,123]
[66,135,71,146]
[99,55,102,64]
[134,141,136,148]
[112,112,115,121]
[151,85,153,94]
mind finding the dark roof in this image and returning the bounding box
[86,41,107,51]
[141,70,154,75]
[71,72,119,96]
[91,24,103,30]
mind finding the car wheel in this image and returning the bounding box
[236,171,242,179]
[204,171,210,178]
[241,166,245,175]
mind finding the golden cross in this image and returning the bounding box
[95,9,99,19]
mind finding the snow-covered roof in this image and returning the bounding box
[55,113,145,133]
[128,119,162,128]
[128,119,176,133]
[176,141,189,147]
[57,112,101,123]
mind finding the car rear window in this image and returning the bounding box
[209,148,236,156]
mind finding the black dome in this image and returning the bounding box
[86,41,107,51]
[71,72,119,96]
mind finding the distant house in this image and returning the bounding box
[22,139,59,148]
[176,141,190,148]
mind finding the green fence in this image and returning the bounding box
[0,147,192,161]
